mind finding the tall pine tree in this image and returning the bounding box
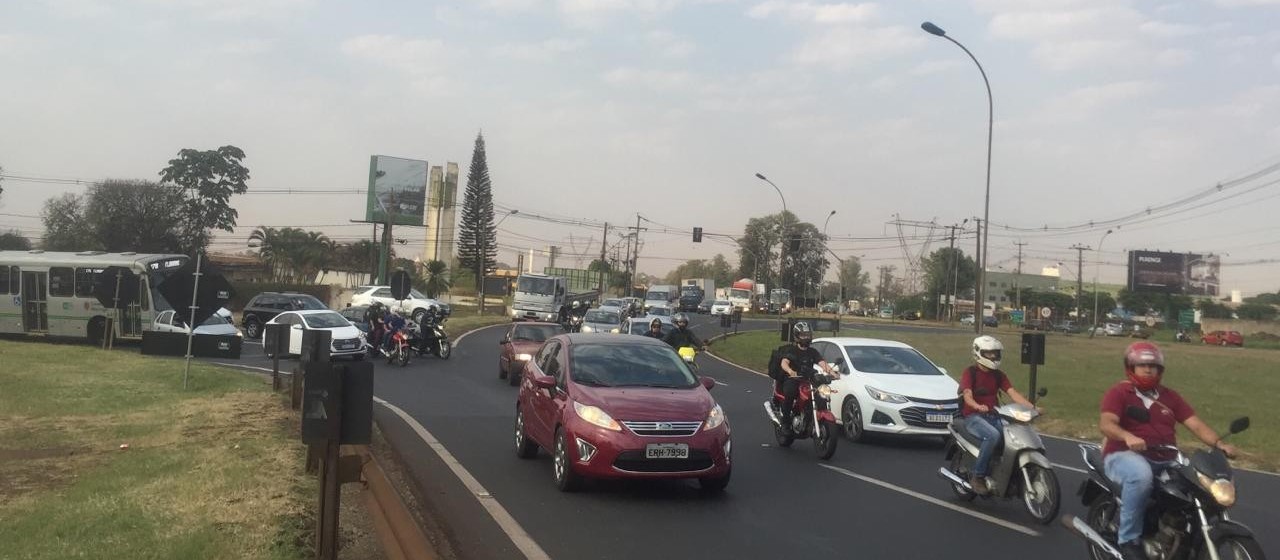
[457,132,497,289]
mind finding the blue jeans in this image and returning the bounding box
[1104,451,1155,545]
[965,414,1003,476]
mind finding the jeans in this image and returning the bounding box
[1104,451,1155,545]
[965,414,1003,477]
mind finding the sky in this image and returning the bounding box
[2,0,1280,295]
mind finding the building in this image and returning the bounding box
[422,162,459,264]
[983,270,1062,308]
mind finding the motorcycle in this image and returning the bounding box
[564,314,583,333]
[1062,414,1260,560]
[1175,331,1193,343]
[408,314,452,360]
[763,372,839,460]
[938,391,1061,525]
[384,328,412,367]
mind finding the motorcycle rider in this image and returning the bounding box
[364,301,386,351]
[1098,342,1239,560]
[642,318,665,339]
[381,308,407,355]
[662,313,704,350]
[959,335,1036,495]
[777,322,839,435]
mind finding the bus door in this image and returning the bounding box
[119,276,150,337]
[21,270,48,333]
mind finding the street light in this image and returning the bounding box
[755,173,789,296]
[922,21,994,335]
[822,210,836,307]
[1090,229,1114,338]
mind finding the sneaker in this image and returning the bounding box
[1118,541,1148,560]
[969,474,990,495]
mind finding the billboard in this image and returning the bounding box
[1127,250,1220,296]
[366,155,429,226]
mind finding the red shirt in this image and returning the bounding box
[1100,381,1195,458]
[958,365,1011,416]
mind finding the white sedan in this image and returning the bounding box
[153,309,241,337]
[265,310,366,359]
[710,300,734,315]
[810,337,960,442]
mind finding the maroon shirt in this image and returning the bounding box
[1100,381,1195,459]
[958,365,1011,417]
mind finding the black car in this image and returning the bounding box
[696,299,714,314]
[340,304,372,334]
[241,292,328,339]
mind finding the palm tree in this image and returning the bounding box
[423,260,451,298]
[249,226,281,280]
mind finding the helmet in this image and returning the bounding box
[1124,342,1164,391]
[673,313,689,327]
[792,321,813,346]
[972,335,1003,370]
[572,301,581,309]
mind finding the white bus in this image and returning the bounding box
[0,250,189,342]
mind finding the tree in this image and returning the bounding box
[1236,303,1278,321]
[158,145,250,255]
[921,247,976,319]
[423,260,452,298]
[735,211,791,287]
[457,133,497,289]
[0,163,5,201]
[837,257,871,302]
[41,193,97,251]
[1197,299,1234,319]
[84,180,185,253]
[0,230,31,250]
[1116,289,1192,320]
[781,223,828,300]
[1244,292,1280,306]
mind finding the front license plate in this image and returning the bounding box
[926,413,953,423]
[645,443,689,459]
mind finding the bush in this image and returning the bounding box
[1198,300,1234,319]
[1236,303,1279,321]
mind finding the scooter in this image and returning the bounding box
[938,390,1061,525]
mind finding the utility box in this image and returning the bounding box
[1021,333,1046,366]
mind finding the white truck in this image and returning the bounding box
[643,284,679,312]
[510,273,598,322]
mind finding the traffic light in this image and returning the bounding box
[692,227,703,243]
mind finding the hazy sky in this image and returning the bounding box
[2,0,1279,295]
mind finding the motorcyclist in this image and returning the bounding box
[959,335,1036,495]
[381,308,407,355]
[642,318,665,339]
[662,313,704,350]
[777,322,839,435]
[364,301,386,351]
[1098,341,1239,560]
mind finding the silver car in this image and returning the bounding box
[152,308,241,337]
[580,306,625,334]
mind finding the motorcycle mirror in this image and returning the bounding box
[699,376,716,391]
[1229,417,1250,435]
[1037,387,1048,398]
[1124,405,1151,423]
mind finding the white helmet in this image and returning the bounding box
[972,335,1003,370]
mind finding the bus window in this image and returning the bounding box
[50,267,74,297]
[75,268,101,298]
[0,266,12,294]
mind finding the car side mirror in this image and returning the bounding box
[499,337,509,345]
[1229,417,1250,435]
[699,376,716,391]
[1124,405,1150,423]
[533,375,557,390]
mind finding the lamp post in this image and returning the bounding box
[754,173,789,298]
[1090,229,1114,338]
[922,21,994,334]
[822,210,836,308]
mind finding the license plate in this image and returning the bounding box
[645,443,689,459]
[926,413,953,423]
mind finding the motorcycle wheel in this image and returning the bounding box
[397,348,411,367]
[813,420,838,460]
[1020,464,1060,524]
[385,350,395,365]
[948,450,976,502]
[1198,536,1266,560]
[1085,498,1119,560]
[438,340,452,360]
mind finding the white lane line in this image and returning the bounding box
[375,397,551,560]
[819,464,1042,538]
[452,322,508,348]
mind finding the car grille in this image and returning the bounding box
[332,338,362,351]
[613,450,714,473]
[900,405,959,428]
[621,421,702,436]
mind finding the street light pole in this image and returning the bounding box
[755,173,789,299]
[1090,229,1114,338]
[822,210,836,310]
[922,21,994,335]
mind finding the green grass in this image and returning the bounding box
[709,328,1280,471]
[0,340,313,560]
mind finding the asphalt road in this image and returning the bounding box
[226,316,1279,560]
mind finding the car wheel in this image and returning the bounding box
[553,428,582,492]
[412,308,427,325]
[86,317,107,345]
[244,317,262,339]
[699,467,731,493]
[841,396,865,442]
[508,367,522,387]
[499,360,508,379]
[514,408,538,459]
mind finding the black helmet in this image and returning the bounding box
[793,321,813,345]
[673,313,689,327]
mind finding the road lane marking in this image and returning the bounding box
[375,397,551,560]
[452,322,507,348]
[819,464,1042,537]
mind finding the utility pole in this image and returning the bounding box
[1070,244,1090,322]
[943,224,960,321]
[599,222,609,296]
[1014,241,1028,311]
[623,214,646,297]
[973,218,983,333]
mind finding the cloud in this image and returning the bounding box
[1046,80,1161,116]
[601,67,695,92]
[143,0,312,21]
[340,35,457,76]
[42,0,111,18]
[491,38,586,62]
[1213,85,1280,118]
[214,39,274,56]
[557,0,681,26]
[1214,0,1280,6]
[0,34,41,59]
[645,30,696,58]
[792,26,924,67]
[476,0,545,14]
[1139,20,1204,38]
[1275,52,1280,70]
[909,58,966,76]
[747,1,879,24]
[988,7,1143,40]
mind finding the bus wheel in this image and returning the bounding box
[87,317,107,345]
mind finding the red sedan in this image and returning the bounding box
[513,334,732,492]
[498,322,566,386]
[1202,330,1244,347]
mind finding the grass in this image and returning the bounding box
[0,340,313,560]
[709,328,1280,471]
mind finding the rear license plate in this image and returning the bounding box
[645,443,689,459]
[926,413,953,423]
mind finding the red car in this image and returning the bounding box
[1201,330,1244,347]
[498,322,566,386]
[513,334,732,492]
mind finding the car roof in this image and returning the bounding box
[593,305,624,312]
[813,337,917,349]
[289,309,342,316]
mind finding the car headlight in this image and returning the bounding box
[515,353,533,361]
[865,386,909,404]
[1198,472,1236,507]
[573,401,621,431]
[704,404,726,430]
[581,325,594,333]
[610,328,619,333]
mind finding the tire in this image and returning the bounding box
[948,448,976,502]
[841,396,865,442]
[499,361,508,379]
[553,428,582,492]
[87,317,107,345]
[514,408,538,459]
[396,347,411,367]
[1085,498,1119,560]
[244,317,262,339]
[413,308,427,325]
[1021,464,1061,524]
[508,367,522,387]
[438,340,452,360]
[773,423,795,448]
[699,468,731,493]
[352,354,365,361]
[1198,535,1266,560]
[814,420,839,460]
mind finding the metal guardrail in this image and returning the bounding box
[347,445,437,560]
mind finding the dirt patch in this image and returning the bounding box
[0,446,102,504]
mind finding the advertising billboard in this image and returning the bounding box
[366,155,429,226]
[1127,250,1220,296]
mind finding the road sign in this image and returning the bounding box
[1146,317,1157,327]
[1178,309,1196,329]
[389,270,412,300]
[1039,307,1052,319]
[1011,310,1024,325]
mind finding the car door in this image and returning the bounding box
[281,313,303,355]
[527,340,562,443]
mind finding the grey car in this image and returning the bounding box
[580,306,625,334]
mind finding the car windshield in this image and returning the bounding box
[645,292,668,301]
[517,276,556,295]
[714,300,729,306]
[303,312,352,329]
[512,324,565,342]
[199,314,230,327]
[843,346,943,376]
[408,289,428,299]
[649,307,672,316]
[584,310,619,323]
[291,296,327,310]
[569,343,697,388]
[603,299,625,308]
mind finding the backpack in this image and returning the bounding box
[768,345,788,381]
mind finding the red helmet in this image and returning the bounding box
[1124,341,1164,391]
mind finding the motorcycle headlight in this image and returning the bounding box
[817,384,834,398]
[573,401,621,431]
[1197,472,1236,507]
[515,353,533,361]
[1007,409,1034,423]
[704,404,726,430]
[866,385,909,404]
[610,328,619,334]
